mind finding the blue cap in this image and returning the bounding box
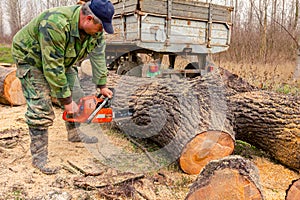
[89,0,114,34]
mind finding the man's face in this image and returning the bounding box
[82,16,103,35]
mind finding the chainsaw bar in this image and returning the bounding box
[113,108,134,120]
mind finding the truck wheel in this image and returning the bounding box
[185,62,201,78]
[116,61,142,77]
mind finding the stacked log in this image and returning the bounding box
[0,65,25,106]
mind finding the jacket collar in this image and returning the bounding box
[69,5,81,38]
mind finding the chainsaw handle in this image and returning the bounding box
[86,97,110,124]
[62,111,77,122]
[97,87,115,98]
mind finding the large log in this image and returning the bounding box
[286,178,300,200]
[111,72,235,174]
[229,91,300,170]
[0,66,25,106]
[185,156,264,200]
[80,68,300,172]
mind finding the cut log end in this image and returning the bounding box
[286,179,300,200]
[0,67,25,106]
[186,168,262,200]
[185,156,264,200]
[179,131,234,175]
[4,72,25,105]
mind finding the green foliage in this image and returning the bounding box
[275,84,300,95]
[0,44,13,63]
[174,175,194,188]
[233,140,270,159]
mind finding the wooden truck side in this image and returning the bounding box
[105,0,234,77]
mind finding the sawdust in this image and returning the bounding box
[0,103,299,199]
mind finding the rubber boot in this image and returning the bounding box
[65,122,98,143]
[29,128,60,175]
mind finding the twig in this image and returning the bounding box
[67,160,86,175]
[74,173,145,189]
[9,147,30,165]
[62,164,81,175]
[67,160,104,176]
[135,189,151,200]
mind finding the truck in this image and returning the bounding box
[105,0,234,77]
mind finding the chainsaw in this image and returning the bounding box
[62,92,134,124]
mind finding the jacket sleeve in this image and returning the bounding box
[89,35,108,87]
[38,20,72,105]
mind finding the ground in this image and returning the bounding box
[0,101,299,200]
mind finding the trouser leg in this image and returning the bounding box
[17,66,58,174]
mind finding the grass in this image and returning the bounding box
[0,44,13,63]
[233,140,270,159]
[218,61,300,94]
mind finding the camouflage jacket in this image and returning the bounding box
[12,5,107,103]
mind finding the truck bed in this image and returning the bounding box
[106,0,233,55]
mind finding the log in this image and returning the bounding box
[185,156,264,200]
[111,72,235,174]
[286,178,300,200]
[0,66,26,105]
[229,91,300,170]
[80,68,300,172]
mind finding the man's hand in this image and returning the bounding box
[64,101,79,113]
[100,87,113,98]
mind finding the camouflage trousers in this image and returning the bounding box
[16,64,84,129]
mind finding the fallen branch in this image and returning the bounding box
[73,173,145,190]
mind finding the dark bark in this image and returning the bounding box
[111,72,235,174]
[229,91,300,170]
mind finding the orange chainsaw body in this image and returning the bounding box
[62,95,113,123]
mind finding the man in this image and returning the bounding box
[12,0,114,175]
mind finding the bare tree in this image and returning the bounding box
[271,0,277,29]
[294,0,299,31]
[281,0,286,29]
[0,2,3,40]
[5,0,23,36]
[256,0,268,63]
[248,0,254,26]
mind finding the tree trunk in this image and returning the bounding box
[81,68,299,172]
[294,46,300,80]
[185,156,264,200]
[286,178,300,200]
[229,91,300,170]
[111,73,235,175]
[0,65,25,106]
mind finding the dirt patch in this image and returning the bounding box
[0,102,299,199]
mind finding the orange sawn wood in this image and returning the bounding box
[0,65,25,106]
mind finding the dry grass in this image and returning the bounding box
[218,61,300,94]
